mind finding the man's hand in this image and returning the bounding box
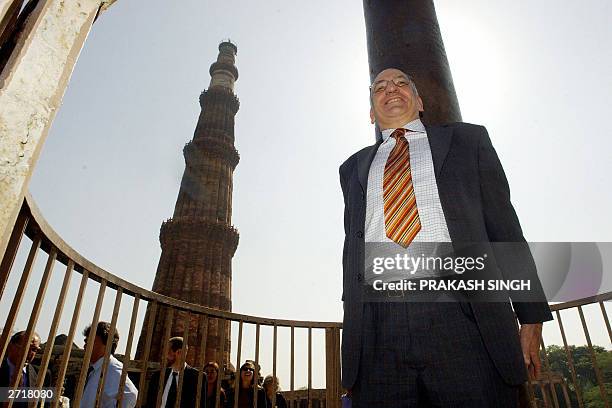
[519,323,543,379]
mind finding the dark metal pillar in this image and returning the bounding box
[363,0,461,126]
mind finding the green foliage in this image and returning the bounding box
[543,345,611,407]
[583,383,612,408]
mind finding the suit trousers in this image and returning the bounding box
[351,302,518,408]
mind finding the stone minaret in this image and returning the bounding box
[137,41,239,365]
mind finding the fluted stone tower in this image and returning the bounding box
[137,41,239,365]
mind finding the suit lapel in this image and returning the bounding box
[426,125,453,177]
[357,141,382,193]
[27,364,36,387]
[26,365,37,408]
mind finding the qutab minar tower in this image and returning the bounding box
[137,41,239,364]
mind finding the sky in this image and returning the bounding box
[1,0,611,390]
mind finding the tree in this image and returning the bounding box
[544,345,611,407]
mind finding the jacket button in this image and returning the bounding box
[357,273,363,282]
[356,231,364,238]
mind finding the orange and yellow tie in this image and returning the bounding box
[383,128,421,247]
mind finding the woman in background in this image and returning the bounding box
[204,362,226,408]
[263,375,287,408]
[226,361,267,408]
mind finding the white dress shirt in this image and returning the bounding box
[81,355,138,408]
[160,363,185,408]
[365,118,451,243]
[365,119,453,281]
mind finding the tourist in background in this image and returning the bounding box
[204,361,225,408]
[0,331,50,408]
[145,337,206,408]
[262,375,287,408]
[225,361,266,408]
[80,322,137,407]
[220,362,235,400]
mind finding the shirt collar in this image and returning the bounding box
[381,118,426,142]
[90,356,107,371]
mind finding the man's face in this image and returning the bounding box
[369,68,423,130]
[7,334,41,365]
[166,348,181,366]
[84,335,106,363]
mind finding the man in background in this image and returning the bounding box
[145,337,206,408]
[81,322,137,407]
[0,331,49,407]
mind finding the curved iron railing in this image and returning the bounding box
[0,194,342,408]
[0,194,609,408]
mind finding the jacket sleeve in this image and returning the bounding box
[339,165,350,303]
[477,125,553,324]
[144,371,159,408]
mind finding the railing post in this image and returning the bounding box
[325,327,341,408]
[0,203,28,300]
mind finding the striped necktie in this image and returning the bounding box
[383,128,421,247]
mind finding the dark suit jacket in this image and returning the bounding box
[339,122,553,388]
[0,358,51,407]
[145,366,206,408]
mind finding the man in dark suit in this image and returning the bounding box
[145,337,206,408]
[339,68,553,407]
[0,331,50,408]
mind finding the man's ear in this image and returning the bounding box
[417,96,424,112]
[370,107,375,124]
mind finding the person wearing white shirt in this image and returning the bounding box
[80,322,138,408]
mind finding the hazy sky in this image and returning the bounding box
[2,0,611,390]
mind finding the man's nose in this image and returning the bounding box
[385,82,398,93]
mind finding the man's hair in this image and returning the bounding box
[168,336,184,352]
[9,331,27,344]
[83,321,119,353]
[9,331,39,345]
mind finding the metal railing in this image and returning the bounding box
[0,194,342,408]
[0,194,609,408]
[525,294,611,408]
